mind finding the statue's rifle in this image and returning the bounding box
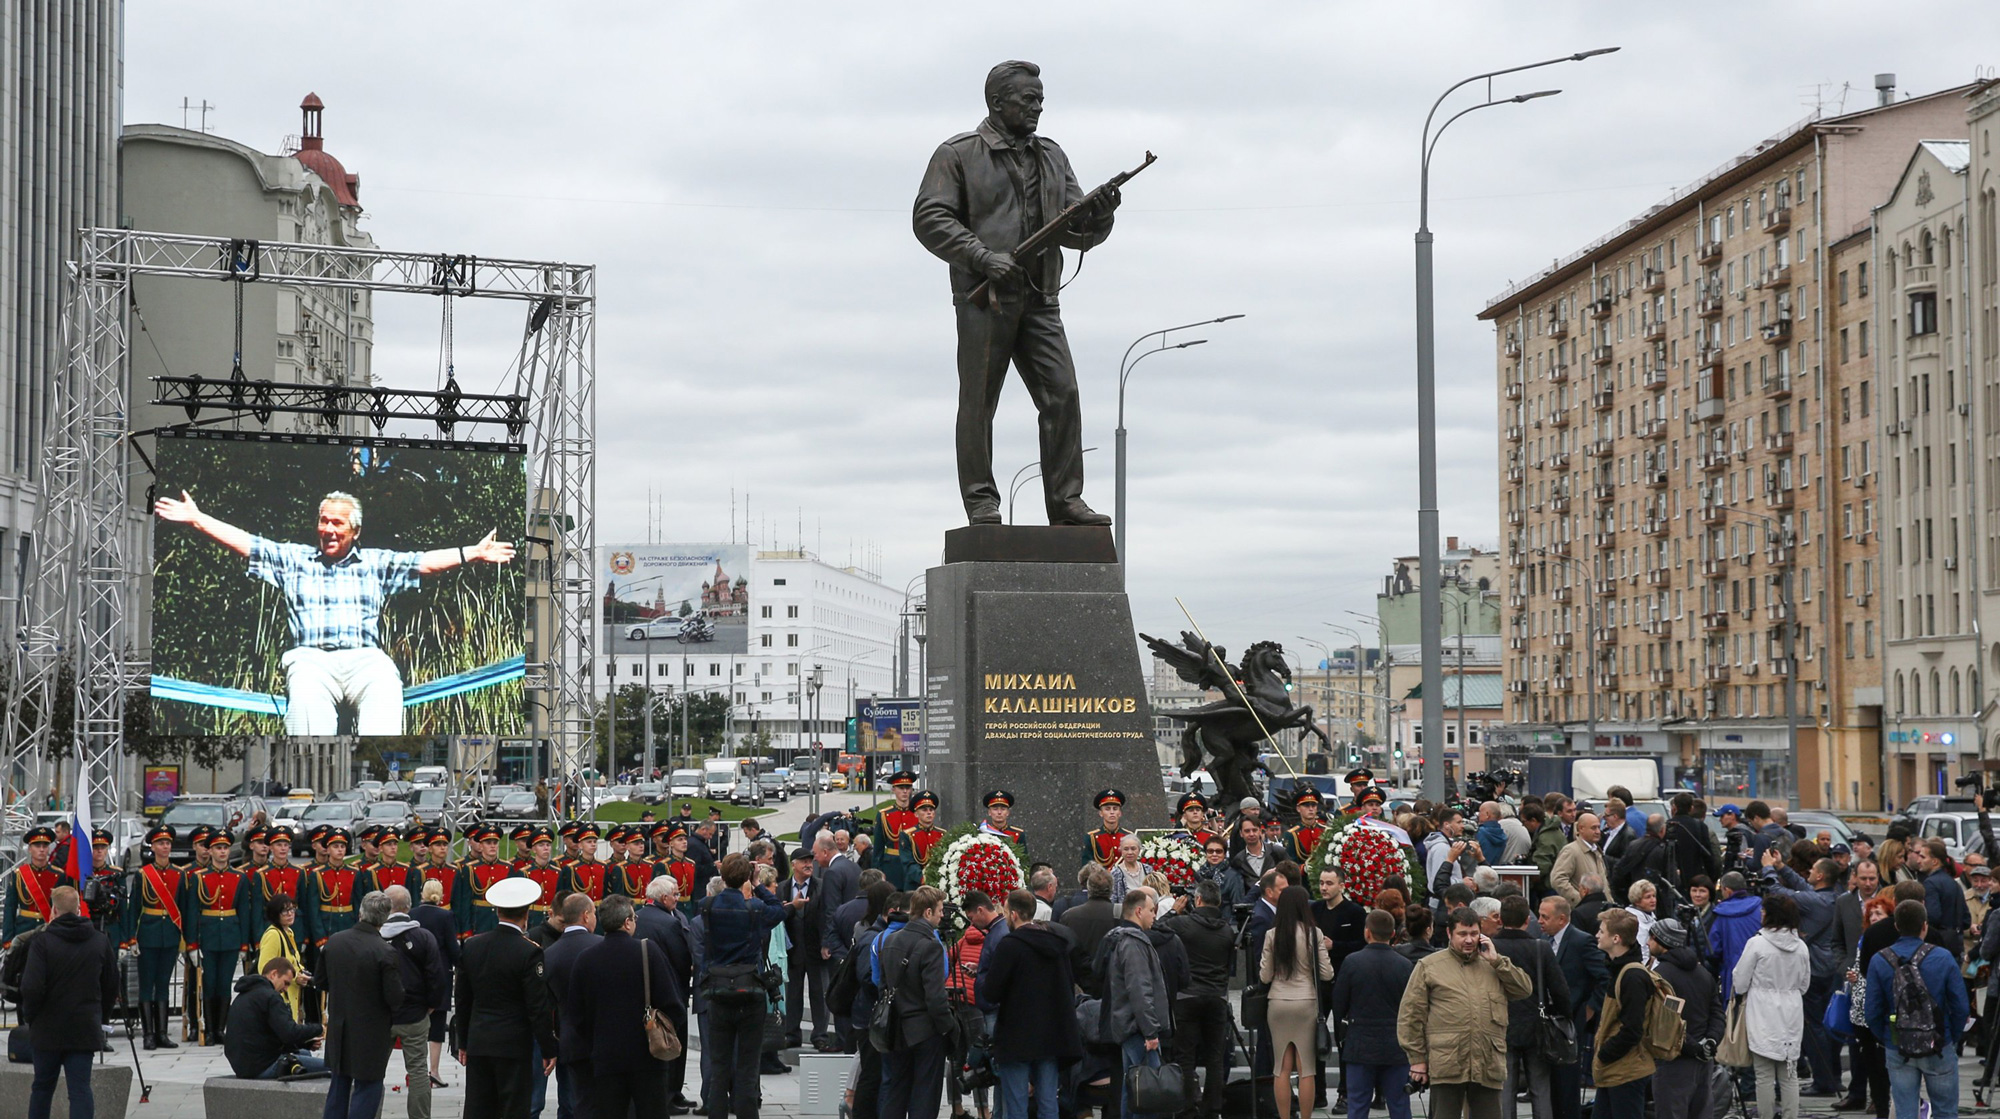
[966,151,1156,311]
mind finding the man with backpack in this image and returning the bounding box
[1592,909,1678,1119]
[1865,898,1970,1119]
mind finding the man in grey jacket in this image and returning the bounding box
[877,887,954,1119]
[1104,887,1169,1119]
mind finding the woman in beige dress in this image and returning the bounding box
[1259,885,1334,1119]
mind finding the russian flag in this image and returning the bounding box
[67,799,92,917]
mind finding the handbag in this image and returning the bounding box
[1823,987,1855,1043]
[1716,994,1752,1068]
[1240,982,1269,1032]
[1310,929,1333,1059]
[1532,941,1578,1064]
[1848,944,1869,1028]
[1124,1060,1189,1114]
[641,942,685,1061]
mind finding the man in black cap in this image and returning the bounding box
[1082,790,1130,868]
[1172,794,1215,848]
[453,876,557,1118]
[873,771,921,891]
[1340,768,1375,815]
[978,790,1024,845]
[3,827,73,946]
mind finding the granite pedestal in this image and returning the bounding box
[0,1061,131,1119]
[923,527,1165,871]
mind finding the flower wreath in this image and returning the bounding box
[923,822,1026,904]
[1138,834,1201,888]
[1303,813,1427,907]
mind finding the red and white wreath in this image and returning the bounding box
[1327,822,1405,908]
[1138,834,1201,887]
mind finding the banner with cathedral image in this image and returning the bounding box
[600,544,751,656]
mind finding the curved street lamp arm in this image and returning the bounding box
[1419,47,1618,155]
[1118,339,1209,426]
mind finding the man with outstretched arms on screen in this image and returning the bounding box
[151,488,514,736]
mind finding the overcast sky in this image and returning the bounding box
[126,3,2000,666]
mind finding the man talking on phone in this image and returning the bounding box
[1396,906,1531,1119]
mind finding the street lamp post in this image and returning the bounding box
[1296,637,1339,762]
[1010,448,1099,525]
[806,664,825,817]
[1115,316,1243,562]
[1414,47,1617,803]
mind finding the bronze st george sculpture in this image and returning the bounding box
[914,60,1154,527]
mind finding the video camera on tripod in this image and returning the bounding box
[1955,773,2000,804]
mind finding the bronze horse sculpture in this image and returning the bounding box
[1140,633,1330,808]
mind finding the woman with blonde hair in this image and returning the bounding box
[1877,837,1917,886]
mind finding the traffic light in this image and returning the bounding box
[845,717,858,751]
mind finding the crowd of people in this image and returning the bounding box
[5,769,2000,1119]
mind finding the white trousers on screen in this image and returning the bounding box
[281,646,404,735]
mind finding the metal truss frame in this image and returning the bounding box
[3,228,595,841]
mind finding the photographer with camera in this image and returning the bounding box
[1422,809,1479,908]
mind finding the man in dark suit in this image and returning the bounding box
[1539,894,1608,1119]
[541,893,599,1119]
[454,878,559,1119]
[814,833,861,960]
[572,894,684,1119]
[780,848,828,1048]
[637,876,697,1112]
[320,890,405,1119]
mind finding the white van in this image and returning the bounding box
[410,766,450,788]
[702,758,739,800]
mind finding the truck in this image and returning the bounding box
[1524,756,1667,802]
[702,758,739,801]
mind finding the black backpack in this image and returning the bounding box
[1879,944,1945,1058]
[0,928,40,1006]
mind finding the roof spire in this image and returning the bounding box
[300,93,324,150]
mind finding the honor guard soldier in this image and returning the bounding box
[602,823,630,876]
[4,826,73,946]
[187,829,251,1044]
[653,825,699,910]
[1174,793,1216,847]
[978,790,1025,845]
[873,770,921,889]
[249,829,303,943]
[518,827,562,923]
[907,792,947,880]
[457,823,518,939]
[507,824,537,869]
[412,827,460,908]
[557,821,583,867]
[610,826,653,900]
[353,824,380,868]
[1082,789,1132,868]
[240,826,271,874]
[1287,787,1327,862]
[302,828,359,948]
[1340,768,1375,815]
[357,824,413,896]
[557,825,607,901]
[86,827,123,917]
[126,825,184,1050]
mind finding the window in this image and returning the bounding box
[1859,322,1870,356]
[1839,270,1849,304]
[786,634,799,647]
[787,663,799,676]
[1858,261,1869,295]
[760,605,772,618]
[760,634,772,648]
[787,605,800,618]
[709,663,721,677]
[1910,292,1938,336]
[684,662,694,676]
[773,578,787,586]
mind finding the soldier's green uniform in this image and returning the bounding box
[184,832,252,1045]
[124,825,185,1050]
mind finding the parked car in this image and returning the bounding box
[269,801,312,844]
[829,772,849,790]
[409,786,450,820]
[299,800,366,837]
[490,790,541,822]
[353,780,384,801]
[378,780,414,801]
[600,785,636,805]
[160,795,264,863]
[628,781,663,805]
[484,784,523,811]
[1897,795,1978,833]
[625,615,687,641]
[362,800,416,832]
[668,770,703,798]
[1787,810,1873,849]
[1917,812,1989,860]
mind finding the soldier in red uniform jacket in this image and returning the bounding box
[1081,788,1132,867]
[518,827,563,923]
[651,825,698,910]
[356,824,414,897]
[1287,787,1327,862]
[610,825,653,900]
[3,826,73,945]
[411,827,459,912]
[457,823,518,937]
[977,789,1025,845]
[557,824,606,901]
[1174,793,1216,848]
[907,791,947,869]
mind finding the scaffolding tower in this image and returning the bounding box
[2,229,595,842]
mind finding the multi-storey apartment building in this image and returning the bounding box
[1825,225,1884,808]
[1480,83,1972,808]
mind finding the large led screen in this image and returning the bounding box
[600,544,751,656]
[150,435,527,737]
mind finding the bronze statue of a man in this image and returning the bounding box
[914,60,1121,527]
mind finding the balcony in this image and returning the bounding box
[1700,451,1728,473]
[1641,616,1669,636]
[1550,495,1571,513]
[1504,381,1523,401]
[1552,585,1573,604]
[1553,631,1573,648]
[1704,662,1731,681]
[1508,635,1527,651]
[1507,679,1528,694]
[1644,517,1668,536]
[1642,267,1666,293]
[1548,316,1571,339]
[1702,557,1729,578]
[1506,424,1524,443]
[1550,408,1572,428]
[1594,625,1618,644]
[1762,206,1791,235]
[1766,544,1795,566]
[1703,614,1730,634]
[1597,673,1621,692]
[1550,361,1571,383]
[1646,567,1670,587]
[1645,468,1668,489]
[1587,438,1614,458]
[1593,386,1616,411]
[1504,335,1522,358]
[1649,667,1674,686]
[1594,580,1618,599]
[1762,373,1791,399]
[1697,238,1723,264]
[1765,602,1789,622]
[1762,317,1793,344]
[1764,431,1794,454]
[1592,344,1615,366]
[1593,482,1616,503]
[1641,362,1669,390]
[1759,261,1792,289]
[1639,417,1667,440]
[1696,397,1725,423]
[1506,465,1524,484]
[1643,318,1667,343]
[1765,485,1795,512]
[1740,662,1759,678]
[1507,509,1524,526]
[1550,451,1572,471]
[1771,657,1796,677]
[1589,296,1614,319]
[1697,343,1725,370]
[1594,530,1618,550]
[1698,293,1725,319]
[1509,592,1527,609]
[1551,674,1572,691]
[1699,503,1725,526]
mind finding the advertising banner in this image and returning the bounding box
[142,766,180,816]
[600,544,751,655]
[149,435,527,737]
[857,697,923,754]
